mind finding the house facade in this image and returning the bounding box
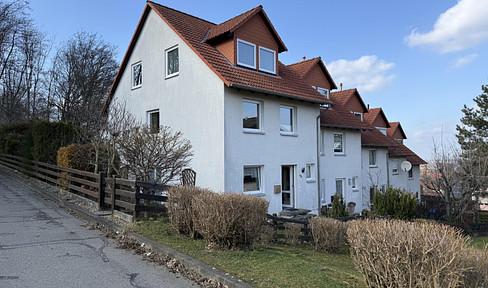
[103,1,426,215]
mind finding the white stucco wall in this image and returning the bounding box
[319,128,362,213]
[223,87,321,214]
[388,158,421,199]
[361,147,389,210]
[111,9,226,191]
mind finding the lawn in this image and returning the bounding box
[470,236,488,250]
[130,218,365,288]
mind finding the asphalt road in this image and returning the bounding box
[0,170,197,288]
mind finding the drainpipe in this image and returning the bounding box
[386,151,390,188]
[316,107,329,215]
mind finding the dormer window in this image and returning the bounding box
[237,39,256,69]
[377,127,387,135]
[317,87,329,98]
[259,46,276,74]
[354,112,363,121]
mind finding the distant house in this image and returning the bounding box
[103,1,426,215]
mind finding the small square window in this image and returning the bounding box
[132,62,142,88]
[369,150,377,166]
[352,176,359,191]
[243,166,262,194]
[408,168,413,179]
[317,87,329,98]
[334,133,344,154]
[243,100,261,132]
[354,112,363,121]
[306,164,315,182]
[280,106,295,134]
[166,46,179,78]
[147,110,160,133]
[259,46,276,74]
[392,161,399,175]
[237,39,256,69]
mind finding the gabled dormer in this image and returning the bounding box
[329,88,368,120]
[388,122,407,144]
[364,108,391,135]
[205,6,287,75]
[287,57,337,98]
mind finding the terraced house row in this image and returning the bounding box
[103,1,426,215]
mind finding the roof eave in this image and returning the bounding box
[229,83,329,104]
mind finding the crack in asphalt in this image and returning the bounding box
[0,237,101,250]
[0,276,20,280]
[128,273,144,288]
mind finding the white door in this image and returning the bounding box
[282,165,294,208]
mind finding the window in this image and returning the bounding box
[392,161,399,175]
[320,179,326,204]
[259,46,276,74]
[237,39,256,69]
[132,62,142,88]
[243,166,262,194]
[147,110,160,133]
[397,139,404,144]
[243,100,261,132]
[335,178,345,197]
[377,127,387,135]
[369,149,377,166]
[166,46,179,78]
[408,168,413,179]
[280,106,295,134]
[333,133,344,154]
[317,87,329,98]
[369,186,376,204]
[306,164,315,182]
[319,130,325,155]
[354,112,363,121]
[352,176,359,191]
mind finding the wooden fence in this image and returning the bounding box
[0,154,169,220]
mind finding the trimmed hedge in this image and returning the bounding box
[0,122,33,159]
[57,144,93,171]
[31,121,76,164]
[310,216,347,252]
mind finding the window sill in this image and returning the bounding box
[319,153,325,157]
[131,85,142,91]
[165,72,179,79]
[408,177,414,180]
[244,191,265,197]
[280,132,297,137]
[369,165,378,168]
[306,179,315,183]
[334,153,346,156]
[243,129,264,135]
[352,189,359,192]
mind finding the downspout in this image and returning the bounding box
[316,107,329,215]
[386,151,390,188]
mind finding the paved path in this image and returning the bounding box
[0,170,197,288]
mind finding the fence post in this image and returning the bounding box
[134,182,139,221]
[98,172,106,209]
[111,176,116,214]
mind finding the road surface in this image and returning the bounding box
[0,169,197,288]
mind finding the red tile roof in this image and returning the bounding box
[103,2,330,112]
[387,122,407,139]
[388,142,427,164]
[407,155,428,165]
[329,89,368,113]
[287,57,337,90]
[206,6,287,53]
[320,104,371,130]
[361,126,399,147]
[364,108,391,128]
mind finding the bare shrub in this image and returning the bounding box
[167,186,210,238]
[284,222,301,246]
[259,225,276,248]
[463,244,488,288]
[347,218,470,288]
[309,216,347,252]
[192,192,269,249]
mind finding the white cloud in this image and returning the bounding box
[405,0,488,53]
[452,53,478,68]
[327,55,395,92]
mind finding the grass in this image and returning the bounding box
[130,218,365,288]
[470,236,488,250]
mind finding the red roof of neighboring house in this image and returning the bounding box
[361,127,399,147]
[102,2,329,112]
[364,108,391,128]
[388,122,407,139]
[205,5,287,53]
[407,155,428,165]
[320,104,372,130]
[329,89,368,113]
[287,57,337,90]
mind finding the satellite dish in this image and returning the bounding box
[401,161,412,172]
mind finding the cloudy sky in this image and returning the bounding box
[30,0,488,160]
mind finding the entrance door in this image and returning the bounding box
[282,165,294,208]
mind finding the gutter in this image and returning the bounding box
[229,84,329,105]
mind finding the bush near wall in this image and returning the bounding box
[373,186,416,220]
[57,144,93,171]
[192,192,269,249]
[31,121,76,164]
[167,186,211,238]
[329,195,349,218]
[347,218,488,288]
[0,122,34,159]
[310,216,347,253]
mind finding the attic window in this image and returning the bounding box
[317,87,329,98]
[259,46,276,74]
[354,112,363,121]
[237,39,256,69]
[132,62,142,89]
[166,45,179,78]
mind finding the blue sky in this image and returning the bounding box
[30,0,488,161]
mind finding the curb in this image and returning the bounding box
[0,166,255,288]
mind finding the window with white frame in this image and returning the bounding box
[369,149,377,166]
[306,164,315,182]
[354,112,363,121]
[259,46,276,74]
[237,39,256,69]
[243,99,261,132]
[319,130,325,155]
[392,161,399,175]
[352,176,359,191]
[317,87,329,98]
[377,127,387,135]
[408,168,413,179]
[280,106,295,134]
[243,166,262,194]
[369,186,376,204]
[335,178,345,197]
[166,46,179,78]
[147,110,160,133]
[132,62,142,88]
[333,133,344,154]
[320,179,326,204]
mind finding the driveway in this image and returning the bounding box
[0,169,197,288]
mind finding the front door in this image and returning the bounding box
[282,165,294,208]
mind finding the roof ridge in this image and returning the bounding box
[147,1,216,25]
[216,5,261,27]
[287,57,320,67]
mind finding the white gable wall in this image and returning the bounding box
[361,147,388,210]
[224,87,321,214]
[111,9,226,191]
[388,157,421,200]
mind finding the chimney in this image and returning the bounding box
[340,83,343,91]
[302,56,306,61]
[367,104,370,109]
